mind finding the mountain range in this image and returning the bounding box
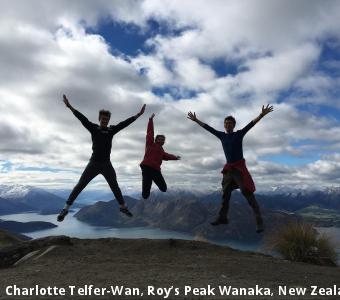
[74,193,298,242]
[1,184,340,240]
[2,184,340,214]
[0,185,66,215]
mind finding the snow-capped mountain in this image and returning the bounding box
[263,185,316,196]
[1,183,340,216]
[323,186,340,195]
[265,185,340,196]
[0,184,33,199]
[0,184,66,215]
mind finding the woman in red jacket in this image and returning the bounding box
[140,113,180,199]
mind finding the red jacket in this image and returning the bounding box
[140,118,178,170]
[221,159,256,193]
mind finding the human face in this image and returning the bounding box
[155,136,165,146]
[224,119,235,133]
[99,115,110,128]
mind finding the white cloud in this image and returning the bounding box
[0,0,340,192]
[238,43,321,94]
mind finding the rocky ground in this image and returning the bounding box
[0,236,339,300]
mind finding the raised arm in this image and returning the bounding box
[63,94,94,132]
[240,104,274,136]
[187,111,223,139]
[252,104,274,124]
[112,104,146,133]
[63,94,75,113]
[187,111,205,127]
[145,113,155,146]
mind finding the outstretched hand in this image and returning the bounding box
[136,104,146,118]
[187,111,197,122]
[261,104,274,116]
[63,94,70,107]
[150,113,155,119]
[176,156,181,160]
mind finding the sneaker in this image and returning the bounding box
[57,209,68,222]
[120,207,133,217]
[210,217,229,226]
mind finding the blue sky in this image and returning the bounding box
[0,0,340,192]
[86,20,149,56]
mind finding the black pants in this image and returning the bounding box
[66,160,124,206]
[140,165,167,199]
[220,168,262,222]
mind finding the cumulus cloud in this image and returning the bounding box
[0,0,340,192]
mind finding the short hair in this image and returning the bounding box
[98,109,111,120]
[224,115,236,127]
[155,134,165,142]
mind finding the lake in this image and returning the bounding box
[0,210,260,252]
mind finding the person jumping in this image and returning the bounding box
[140,113,180,199]
[57,94,145,222]
[187,105,273,233]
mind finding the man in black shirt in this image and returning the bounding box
[57,95,145,222]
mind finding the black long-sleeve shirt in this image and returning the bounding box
[73,110,136,162]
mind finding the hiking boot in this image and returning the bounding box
[120,207,133,217]
[210,217,229,226]
[57,209,68,222]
